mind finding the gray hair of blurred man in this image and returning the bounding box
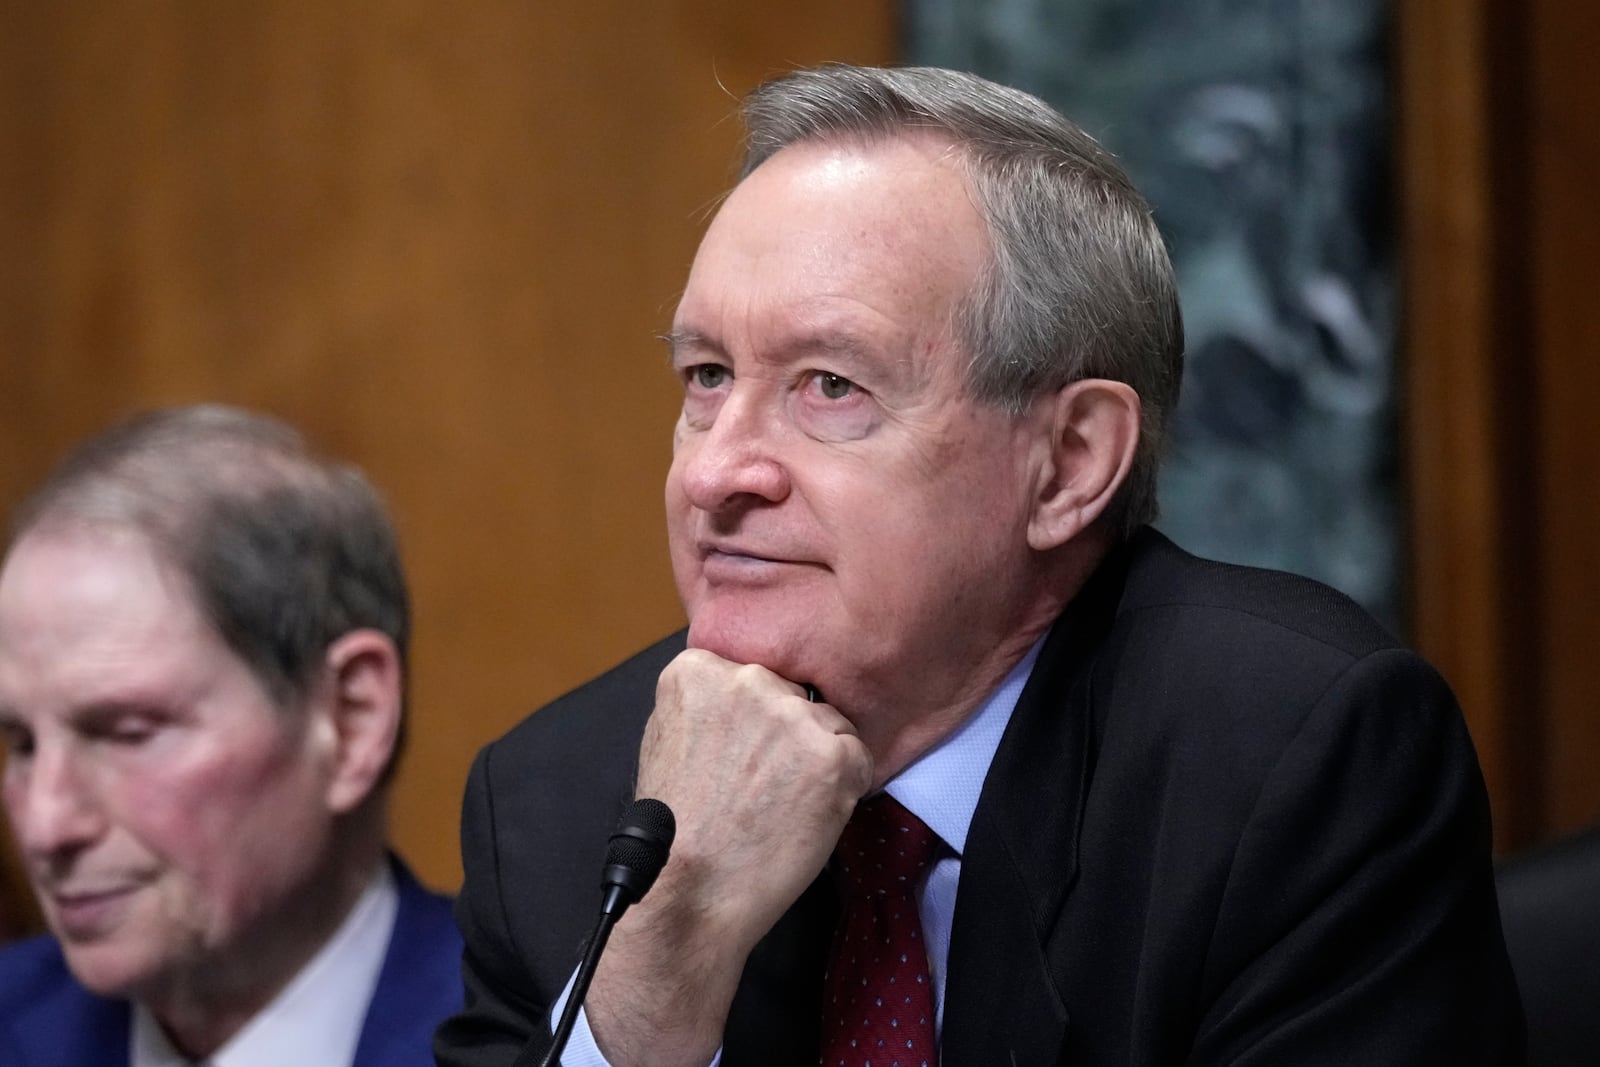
[6,404,411,779]
[740,64,1184,538]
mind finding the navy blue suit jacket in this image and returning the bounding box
[0,856,461,1067]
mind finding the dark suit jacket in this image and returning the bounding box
[436,529,1524,1065]
[1496,824,1600,1066]
[0,856,461,1067]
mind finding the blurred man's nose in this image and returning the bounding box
[11,744,105,860]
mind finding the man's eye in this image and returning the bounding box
[817,373,856,400]
[691,365,729,389]
[0,725,34,759]
[108,717,166,745]
[87,714,162,746]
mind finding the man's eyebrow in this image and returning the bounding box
[661,329,875,362]
[54,695,178,729]
[791,333,875,363]
[75,699,161,719]
[659,329,721,358]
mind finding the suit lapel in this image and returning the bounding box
[723,873,840,1066]
[941,539,1132,1065]
[9,985,129,1066]
[941,809,1073,1065]
[352,857,463,1067]
[67,999,131,1067]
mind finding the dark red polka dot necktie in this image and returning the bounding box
[819,793,943,1067]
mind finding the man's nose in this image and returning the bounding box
[11,745,105,860]
[678,389,792,512]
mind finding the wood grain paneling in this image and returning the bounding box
[1527,0,1600,835]
[1398,0,1538,848]
[1401,0,1600,851]
[0,3,895,916]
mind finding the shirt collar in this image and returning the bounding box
[884,638,1042,856]
[131,861,398,1067]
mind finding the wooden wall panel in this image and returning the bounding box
[0,2,895,921]
[1402,0,1600,851]
[1398,0,1529,847]
[1528,0,1600,835]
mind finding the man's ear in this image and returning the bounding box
[1027,378,1141,551]
[317,630,403,815]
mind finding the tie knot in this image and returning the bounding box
[834,793,942,896]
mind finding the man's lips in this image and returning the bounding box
[697,544,828,584]
[696,534,821,561]
[45,884,140,937]
[697,547,825,572]
[702,546,782,563]
[701,548,782,576]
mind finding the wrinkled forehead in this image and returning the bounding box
[2,519,173,598]
[677,135,988,348]
[0,524,223,703]
[0,519,192,617]
[715,132,982,249]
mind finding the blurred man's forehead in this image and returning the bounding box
[0,528,236,718]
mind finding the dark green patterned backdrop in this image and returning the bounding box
[907,0,1398,629]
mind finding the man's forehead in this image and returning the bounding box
[0,524,182,620]
[745,128,969,185]
[0,529,217,688]
[721,136,975,236]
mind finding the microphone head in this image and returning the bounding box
[600,798,676,914]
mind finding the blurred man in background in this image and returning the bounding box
[0,404,460,1067]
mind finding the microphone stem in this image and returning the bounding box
[534,910,619,1067]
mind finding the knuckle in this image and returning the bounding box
[729,661,772,692]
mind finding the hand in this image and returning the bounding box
[584,648,873,1066]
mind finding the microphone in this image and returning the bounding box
[599,797,675,919]
[531,799,677,1067]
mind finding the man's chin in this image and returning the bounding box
[685,615,808,680]
[60,942,163,999]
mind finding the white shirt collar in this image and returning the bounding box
[884,637,1043,855]
[131,861,398,1067]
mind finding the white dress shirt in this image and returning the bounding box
[555,639,1042,1067]
[132,862,398,1067]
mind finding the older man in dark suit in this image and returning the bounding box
[436,64,1523,1066]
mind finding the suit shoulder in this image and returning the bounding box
[487,630,686,765]
[389,856,462,955]
[1120,529,1402,662]
[0,935,129,1058]
[0,936,76,1016]
[463,630,687,838]
[1077,531,1454,748]
[357,859,465,1064]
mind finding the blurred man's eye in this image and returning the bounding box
[82,709,167,746]
[104,718,162,745]
[0,722,34,759]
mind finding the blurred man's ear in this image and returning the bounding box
[1027,378,1141,551]
[318,630,404,815]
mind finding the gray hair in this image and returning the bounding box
[8,405,410,773]
[741,64,1184,536]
